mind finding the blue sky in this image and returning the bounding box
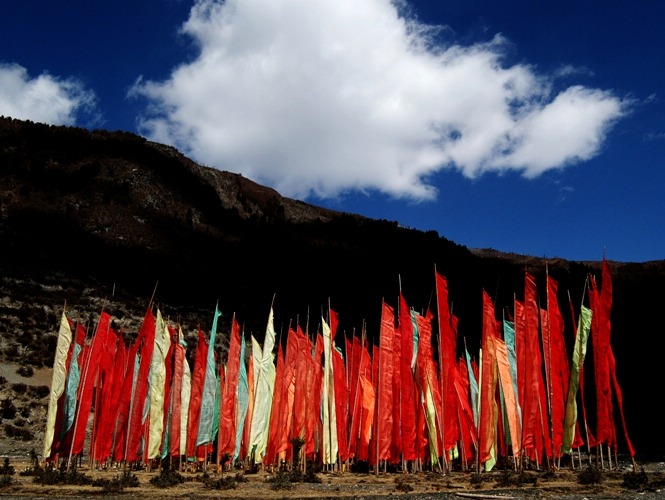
[2,0,663,263]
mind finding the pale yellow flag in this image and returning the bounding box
[43,311,73,459]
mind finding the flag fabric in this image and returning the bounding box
[148,309,171,459]
[234,332,249,461]
[61,322,86,450]
[590,258,616,449]
[292,326,309,444]
[248,307,277,463]
[399,292,417,461]
[186,328,208,459]
[43,310,73,460]
[218,316,242,459]
[197,305,222,447]
[265,343,286,464]
[168,327,187,457]
[278,328,299,457]
[180,340,192,457]
[376,300,395,462]
[126,308,156,461]
[596,259,635,457]
[436,271,460,461]
[332,345,349,462]
[562,305,592,454]
[42,262,637,469]
[113,338,139,462]
[495,337,521,456]
[479,291,499,469]
[544,275,570,459]
[321,315,339,465]
[521,273,550,461]
[93,329,123,462]
[72,311,112,457]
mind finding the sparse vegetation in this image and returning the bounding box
[16,365,34,377]
[0,457,15,475]
[28,385,50,398]
[92,469,140,493]
[0,399,17,419]
[578,464,604,485]
[11,382,27,394]
[622,468,649,490]
[149,460,185,488]
[394,476,414,492]
[4,423,33,441]
[204,472,246,490]
[32,462,93,486]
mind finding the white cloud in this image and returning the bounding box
[0,63,96,126]
[131,0,629,201]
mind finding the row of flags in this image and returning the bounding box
[43,259,634,471]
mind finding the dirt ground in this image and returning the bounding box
[1,457,665,499]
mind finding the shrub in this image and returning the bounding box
[0,474,13,488]
[11,383,27,395]
[0,399,16,419]
[28,385,50,398]
[204,473,243,490]
[577,464,603,485]
[92,470,140,493]
[622,468,649,490]
[16,366,34,378]
[149,462,184,488]
[33,463,92,486]
[4,424,33,441]
[494,469,537,487]
[0,458,15,475]
[470,472,485,488]
[267,469,294,490]
[394,477,413,492]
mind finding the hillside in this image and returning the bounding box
[1,115,664,463]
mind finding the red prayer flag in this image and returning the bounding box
[376,300,395,462]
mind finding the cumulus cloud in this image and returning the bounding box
[131,0,628,201]
[0,63,97,126]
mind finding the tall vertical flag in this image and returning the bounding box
[218,315,242,459]
[71,311,111,457]
[592,258,635,457]
[197,304,222,447]
[479,290,499,470]
[44,310,73,460]
[186,328,208,459]
[248,305,277,463]
[61,323,86,450]
[399,292,417,461]
[544,274,570,459]
[589,265,613,448]
[321,313,339,465]
[179,330,192,457]
[521,273,550,461]
[234,332,249,461]
[562,305,592,454]
[148,308,171,459]
[126,308,156,461]
[435,270,460,462]
[376,300,395,463]
[168,326,187,457]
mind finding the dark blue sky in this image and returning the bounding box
[2,0,663,262]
